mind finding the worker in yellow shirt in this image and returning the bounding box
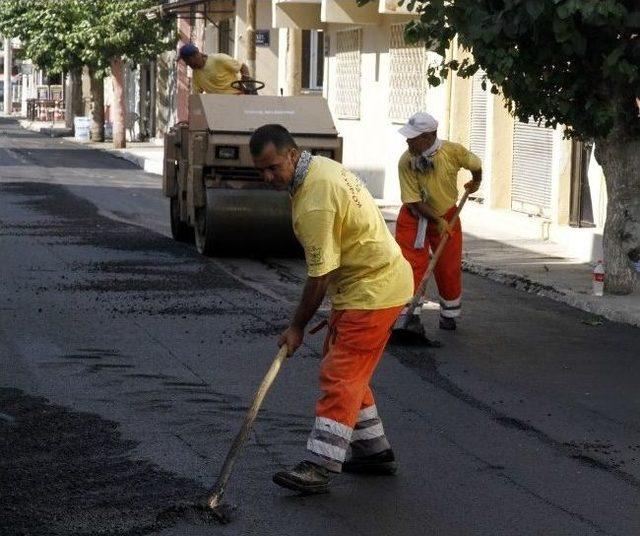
[178,43,250,94]
[396,112,482,331]
[249,124,413,494]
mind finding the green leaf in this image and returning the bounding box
[552,18,573,42]
[572,32,587,56]
[525,0,545,20]
[626,11,640,27]
[605,47,624,67]
[427,74,441,87]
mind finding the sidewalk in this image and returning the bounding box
[19,118,640,328]
[382,203,640,328]
[19,119,72,138]
[66,138,164,175]
[19,118,164,175]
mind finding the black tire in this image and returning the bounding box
[170,196,194,243]
[194,189,216,256]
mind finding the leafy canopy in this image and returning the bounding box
[0,1,85,74]
[360,0,640,139]
[0,0,176,76]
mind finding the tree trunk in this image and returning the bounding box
[89,70,104,142]
[110,57,126,149]
[594,132,640,295]
[155,53,170,139]
[3,37,12,116]
[64,69,83,130]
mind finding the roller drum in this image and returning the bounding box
[197,188,301,256]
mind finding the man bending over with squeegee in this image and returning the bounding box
[250,124,413,494]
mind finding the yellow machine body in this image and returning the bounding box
[163,94,342,256]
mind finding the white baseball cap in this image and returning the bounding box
[398,112,439,139]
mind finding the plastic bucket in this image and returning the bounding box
[74,116,91,141]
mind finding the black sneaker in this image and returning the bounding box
[439,316,457,331]
[342,449,397,475]
[272,460,330,494]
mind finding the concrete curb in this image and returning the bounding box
[19,119,163,175]
[19,119,72,138]
[62,138,163,176]
[462,260,640,328]
[105,149,163,176]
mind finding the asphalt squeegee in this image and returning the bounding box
[390,189,470,345]
[159,345,288,525]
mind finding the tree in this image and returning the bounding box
[0,1,86,129]
[0,0,175,148]
[0,1,84,74]
[363,0,640,294]
[75,1,176,148]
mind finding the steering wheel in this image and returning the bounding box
[231,79,266,95]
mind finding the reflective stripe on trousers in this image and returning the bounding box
[348,404,391,459]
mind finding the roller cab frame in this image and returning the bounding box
[163,94,343,256]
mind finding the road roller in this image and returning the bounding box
[162,90,342,256]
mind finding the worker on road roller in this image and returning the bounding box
[178,42,251,95]
[249,124,413,494]
[395,112,483,332]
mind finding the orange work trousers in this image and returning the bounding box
[395,204,462,317]
[306,306,402,471]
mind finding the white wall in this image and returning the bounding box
[324,18,447,201]
[235,0,280,95]
[277,28,288,95]
[587,151,608,229]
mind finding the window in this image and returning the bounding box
[388,23,428,123]
[335,28,361,119]
[469,70,489,200]
[302,30,324,91]
[218,18,233,55]
[511,120,554,216]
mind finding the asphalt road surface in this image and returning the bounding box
[1,118,639,536]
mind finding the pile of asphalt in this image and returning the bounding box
[0,387,210,535]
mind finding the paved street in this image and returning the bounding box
[1,118,639,536]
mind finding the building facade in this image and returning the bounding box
[269,0,607,262]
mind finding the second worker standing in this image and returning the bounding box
[395,112,483,331]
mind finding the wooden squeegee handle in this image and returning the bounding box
[206,344,289,509]
[405,189,471,317]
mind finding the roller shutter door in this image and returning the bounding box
[469,71,488,199]
[511,120,553,216]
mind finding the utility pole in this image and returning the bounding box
[3,37,12,116]
[245,0,256,78]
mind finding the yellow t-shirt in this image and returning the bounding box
[192,54,241,94]
[398,140,482,215]
[292,156,414,310]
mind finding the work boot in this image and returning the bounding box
[342,449,397,475]
[272,460,330,494]
[439,315,457,331]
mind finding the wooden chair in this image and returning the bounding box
[49,85,64,121]
[35,85,50,121]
